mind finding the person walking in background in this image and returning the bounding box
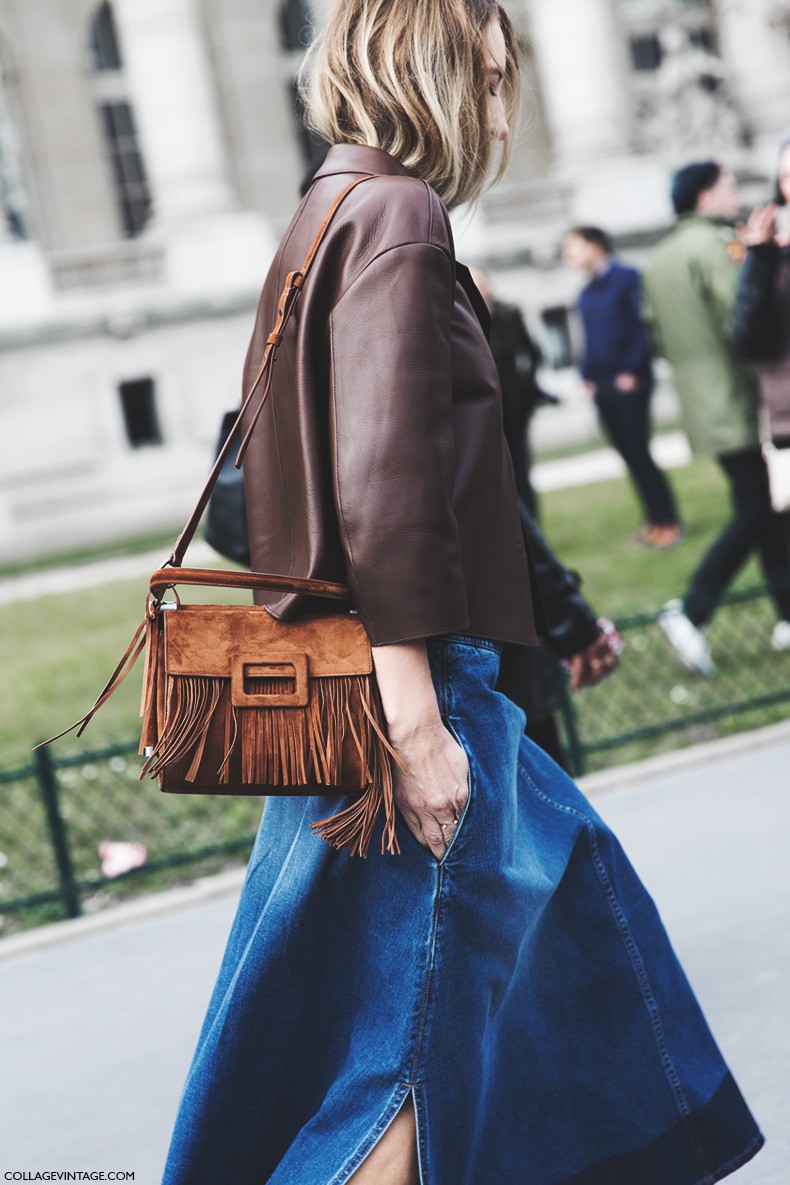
[563,225,682,550]
[499,500,622,771]
[644,161,790,676]
[732,133,790,630]
[470,266,557,517]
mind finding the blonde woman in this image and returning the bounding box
[161,2,763,1182]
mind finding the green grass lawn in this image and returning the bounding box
[540,455,762,617]
[0,577,250,768]
[2,455,789,929]
[0,455,772,768]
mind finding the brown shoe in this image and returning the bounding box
[636,524,684,551]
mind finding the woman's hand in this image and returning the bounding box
[740,203,777,248]
[565,633,619,691]
[388,720,469,859]
[372,641,469,859]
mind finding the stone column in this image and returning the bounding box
[111,0,236,226]
[715,0,790,139]
[0,55,16,242]
[528,0,631,163]
[0,53,53,325]
[110,0,275,296]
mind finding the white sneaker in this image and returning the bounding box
[657,600,717,677]
[771,620,790,652]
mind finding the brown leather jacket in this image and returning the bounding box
[241,143,538,647]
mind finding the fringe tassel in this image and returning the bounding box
[139,617,162,753]
[310,676,403,858]
[143,671,403,857]
[142,676,224,781]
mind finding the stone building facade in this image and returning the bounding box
[1,0,789,560]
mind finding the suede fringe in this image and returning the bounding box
[141,667,401,858]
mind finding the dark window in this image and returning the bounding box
[540,307,574,370]
[629,34,663,72]
[99,101,152,236]
[688,26,717,54]
[279,0,313,52]
[90,2,123,72]
[119,378,162,448]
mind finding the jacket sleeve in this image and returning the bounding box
[518,501,601,658]
[697,234,740,336]
[328,242,470,646]
[642,275,666,359]
[576,293,593,380]
[731,243,780,362]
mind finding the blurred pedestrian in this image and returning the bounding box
[732,134,790,646]
[563,226,682,549]
[498,500,621,770]
[469,266,557,516]
[644,160,790,675]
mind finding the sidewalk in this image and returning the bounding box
[0,726,786,1183]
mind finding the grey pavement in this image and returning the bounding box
[0,728,788,1185]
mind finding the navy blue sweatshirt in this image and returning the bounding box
[577,260,653,387]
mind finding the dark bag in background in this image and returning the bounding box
[204,410,251,567]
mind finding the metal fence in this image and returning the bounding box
[558,584,790,775]
[1,584,789,931]
[0,741,262,934]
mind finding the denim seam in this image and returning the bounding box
[438,715,474,866]
[327,1085,411,1185]
[411,1083,430,1185]
[408,864,445,1084]
[518,761,714,1184]
[440,634,501,654]
[696,1132,764,1185]
[439,642,450,717]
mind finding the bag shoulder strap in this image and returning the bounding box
[167,173,377,572]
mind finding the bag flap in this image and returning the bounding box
[162,605,372,678]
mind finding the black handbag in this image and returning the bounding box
[204,410,251,567]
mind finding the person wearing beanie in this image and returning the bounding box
[563,225,682,550]
[644,161,790,675]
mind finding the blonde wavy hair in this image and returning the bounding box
[301,0,520,209]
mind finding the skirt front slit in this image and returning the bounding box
[161,636,763,1185]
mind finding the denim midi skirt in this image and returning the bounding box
[162,635,763,1185]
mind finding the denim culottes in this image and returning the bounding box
[162,635,763,1185]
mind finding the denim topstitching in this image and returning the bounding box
[518,759,714,1185]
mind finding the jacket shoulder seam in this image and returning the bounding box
[331,241,454,312]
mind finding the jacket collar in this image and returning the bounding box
[677,212,736,231]
[312,144,493,334]
[314,143,413,179]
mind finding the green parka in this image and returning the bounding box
[643,213,759,456]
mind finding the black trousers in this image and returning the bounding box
[685,446,790,626]
[524,714,569,771]
[595,384,679,525]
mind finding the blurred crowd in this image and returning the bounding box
[485,139,790,718]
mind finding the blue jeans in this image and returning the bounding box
[162,636,762,1185]
[595,383,679,525]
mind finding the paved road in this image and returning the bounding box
[0,730,787,1185]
